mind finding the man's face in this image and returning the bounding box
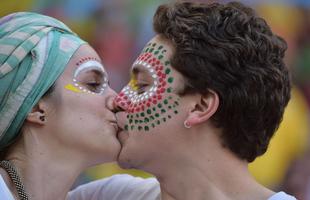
[115,36,190,169]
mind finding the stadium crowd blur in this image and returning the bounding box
[1,0,310,199]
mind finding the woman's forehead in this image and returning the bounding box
[64,45,104,75]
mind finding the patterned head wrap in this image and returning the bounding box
[0,12,86,149]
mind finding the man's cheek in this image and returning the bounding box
[124,94,180,132]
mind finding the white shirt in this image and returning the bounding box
[68,174,161,200]
[0,174,296,200]
[268,192,297,200]
[69,176,298,200]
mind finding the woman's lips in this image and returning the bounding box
[110,121,119,133]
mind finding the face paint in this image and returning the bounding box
[65,57,108,95]
[116,42,180,132]
[65,83,82,93]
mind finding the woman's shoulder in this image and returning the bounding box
[68,174,160,200]
[0,174,15,200]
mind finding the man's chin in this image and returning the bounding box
[116,131,133,169]
[117,130,129,146]
[117,150,134,169]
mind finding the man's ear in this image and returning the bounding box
[26,100,48,125]
[185,89,219,127]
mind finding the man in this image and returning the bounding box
[115,1,295,199]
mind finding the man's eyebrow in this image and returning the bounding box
[132,64,149,75]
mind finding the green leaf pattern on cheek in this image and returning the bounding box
[115,42,180,132]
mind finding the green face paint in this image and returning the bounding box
[115,41,180,132]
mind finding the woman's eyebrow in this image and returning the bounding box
[83,69,104,76]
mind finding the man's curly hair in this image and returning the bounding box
[153,1,291,162]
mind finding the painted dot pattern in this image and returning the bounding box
[115,42,179,131]
[70,57,108,95]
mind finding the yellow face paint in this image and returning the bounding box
[65,84,82,93]
[129,73,138,91]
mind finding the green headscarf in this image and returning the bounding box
[0,12,86,149]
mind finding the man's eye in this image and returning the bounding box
[136,83,148,94]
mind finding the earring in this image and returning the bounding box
[39,115,45,122]
[184,120,191,129]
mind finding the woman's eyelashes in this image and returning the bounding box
[80,70,108,93]
[86,81,103,92]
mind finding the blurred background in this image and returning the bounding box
[1,0,310,199]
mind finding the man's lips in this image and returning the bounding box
[115,112,129,145]
[115,112,128,130]
[117,129,129,146]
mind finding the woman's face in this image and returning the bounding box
[42,44,120,164]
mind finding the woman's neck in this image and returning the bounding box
[3,141,86,200]
[16,158,81,200]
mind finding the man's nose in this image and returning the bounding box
[113,92,130,111]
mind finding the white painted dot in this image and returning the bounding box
[74,83,79,87]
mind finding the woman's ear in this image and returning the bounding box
[26,100,48,125]
[185,89,219,127]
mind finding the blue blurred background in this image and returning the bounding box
[1,0,310,199]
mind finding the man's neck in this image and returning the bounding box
[143,132,274,200]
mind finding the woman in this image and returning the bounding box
[114,1,296,200]
[0,12,159,200]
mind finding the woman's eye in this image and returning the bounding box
[86,82,101,92]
